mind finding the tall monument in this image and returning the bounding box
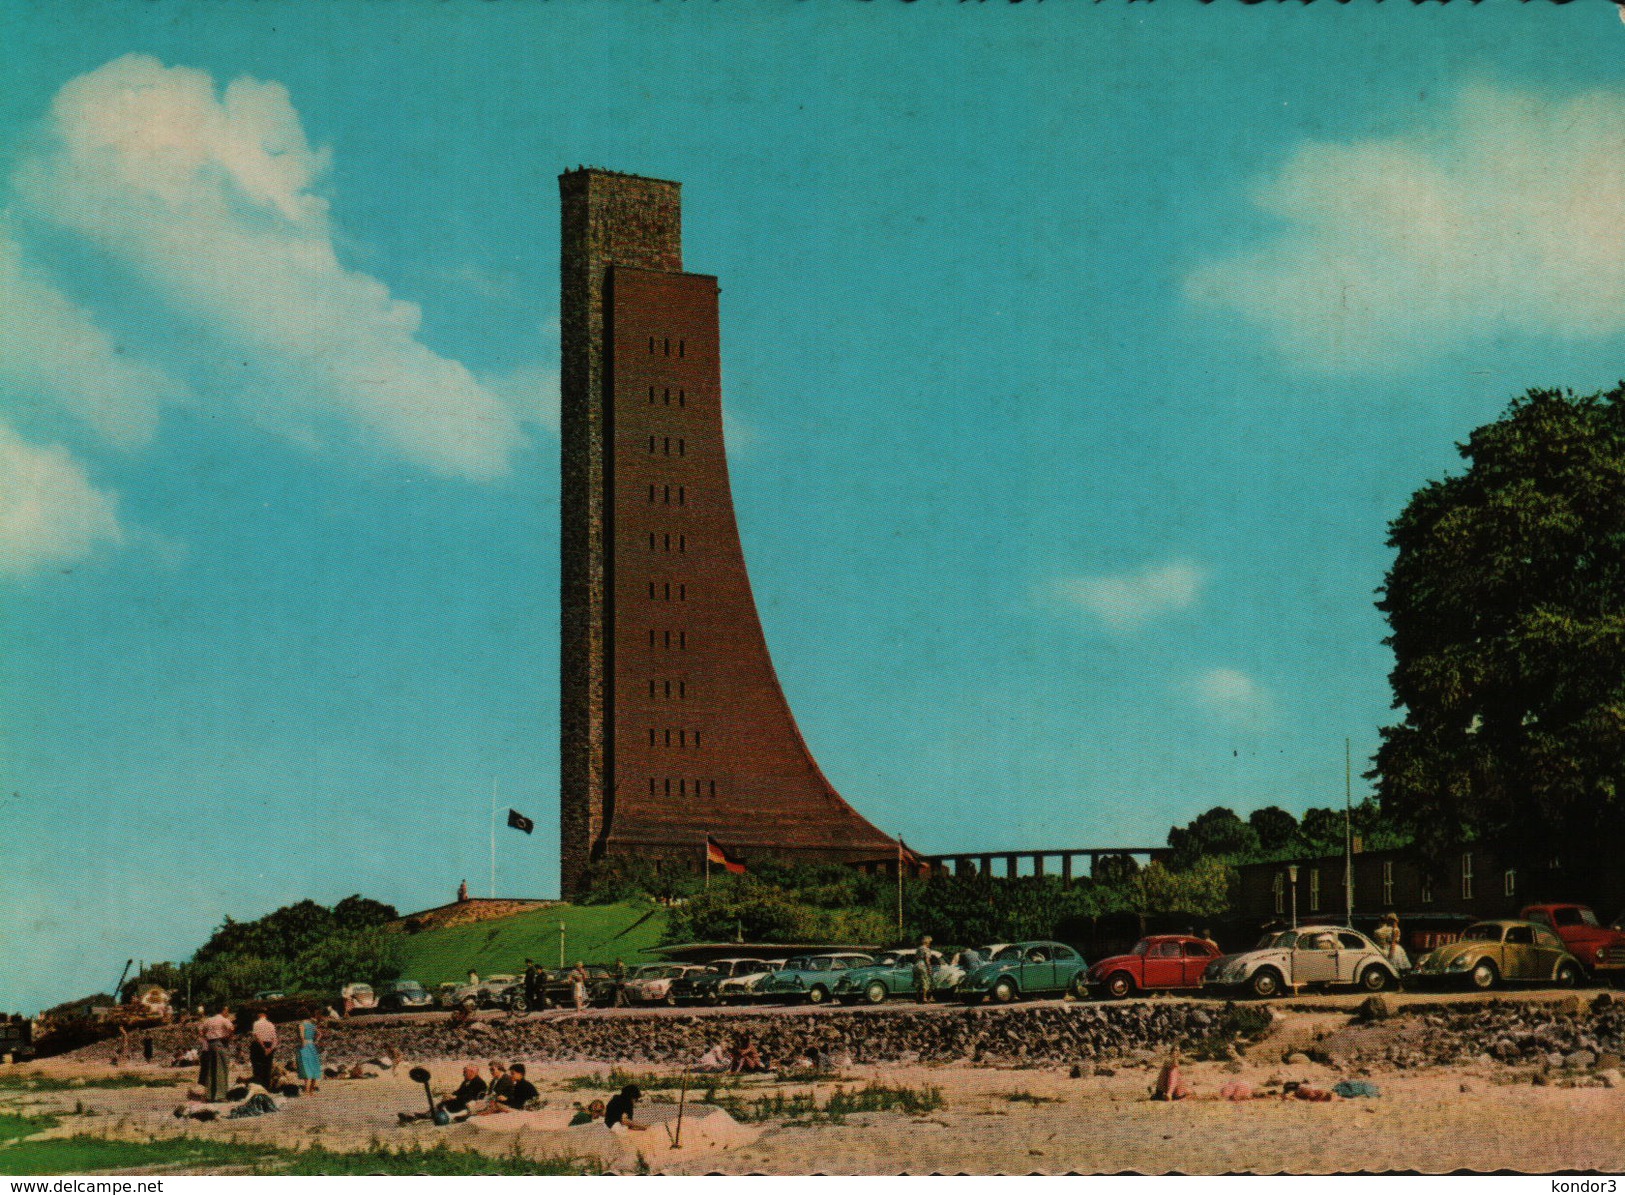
[559,168,898,895]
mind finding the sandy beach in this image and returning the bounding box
[6,998,1625,1175]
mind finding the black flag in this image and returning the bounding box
[506,808,534,835]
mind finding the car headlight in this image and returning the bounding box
[1447,954,1473,969]
[1597,947,1607,962]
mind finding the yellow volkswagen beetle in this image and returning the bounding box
[1412,919,1584,990]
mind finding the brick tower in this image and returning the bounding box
[559,168,898,895]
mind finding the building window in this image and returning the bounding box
[679,681,686,699]
[1504,868,1516,898]
[678,584,686,601]
[678,338,685,357]
[649,778,656,796]
[1382,861,1393,906]
[678,438,686,457]
[648,484,656,504]
[1309,869,1320,912]
[677,485,686,506]
[678,388,686,408]
[693,730,701,747]
[648,336,656,354]
[679,534,686,553]
[1461,852,1474,901]
[663,778,671,796]
[679,630,686,649]
[664,337,671,356]
[1421,873,1434,904]
[649,728,657,746]
[708,780,717,798]
[1273,872,1284,916]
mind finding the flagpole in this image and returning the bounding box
[896,837,904,938]
[490,777,497,899]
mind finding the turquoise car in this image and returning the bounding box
[956,940,1090,1003]
[755,952,875,1004]
[833,948,970,1004]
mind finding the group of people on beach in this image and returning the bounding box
[184,1005,326,1103]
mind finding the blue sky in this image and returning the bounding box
[5,2,1625,1012]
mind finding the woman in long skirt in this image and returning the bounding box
[296,1013,323,1095]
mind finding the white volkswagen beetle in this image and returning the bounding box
[1203,925,1399,998]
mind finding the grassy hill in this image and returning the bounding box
[394,900,668,985]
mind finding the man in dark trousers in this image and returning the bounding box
[523,959,541,1012]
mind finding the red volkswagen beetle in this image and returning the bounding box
[1087,934,1222,999]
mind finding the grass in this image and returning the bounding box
[0,1072,183,1093]
[0,1113,590,1175]
[395,900,669,986]
[702,1081,944,1126]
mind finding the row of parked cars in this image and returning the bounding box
[322,901,1625,1016]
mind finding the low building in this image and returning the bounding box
[1234,844,1551,952]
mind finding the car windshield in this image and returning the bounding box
[1132,941,1150,955]
[395,981,423,992]
[993,946,1024,961]
[1552,907,1600,928]
[1255,931,1295,950]
[1462,924,1503,941]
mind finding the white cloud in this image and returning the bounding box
[0,219,178,447]
[15,55,525,480]
[1185,84,1625,374]
[1050,559,1205,630]
[0,420,123,576]
[1187,667,1271,725]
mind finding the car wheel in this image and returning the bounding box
[807,985,829,1005]
[863,980,889,1005]
[1068,973,1089,1000]
[992,978,1019,1004]
[509,994,528,1013]
[1555,962,1582,989]
[664,993,678,1007]
[1359,966,1390,993]
[1105,972,1135,1000]
[1469,959,1498,991]
[1249,968,1282,999]
[460,997,478,1014]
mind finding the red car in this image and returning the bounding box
[1521,903,1625,982]
[1087,934,1222,999]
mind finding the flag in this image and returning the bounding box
[507,808,535,835]
[705,835,745,875]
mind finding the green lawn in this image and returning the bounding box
[395,900,669,986]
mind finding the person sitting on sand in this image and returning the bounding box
[401,1065,488,1123]
[1151,1047,1190,1101]
[473,1063,539,1115]
[728,1034,766,1075]
[569,1098,607,1126]
[694,1041,730,1073]
[604,1084,647,1131]
[487,1060,513,1104]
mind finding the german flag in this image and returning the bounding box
[706,835,746,875]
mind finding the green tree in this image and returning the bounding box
[1298,807,1345,850]
[288,928,404,994]
[1135,858,1233,918]
[1247,806,1299,852]
[1167,806,1259,868]
[1091,853,1140,885]
[332,895,399,930]
[1374,387,1625,881]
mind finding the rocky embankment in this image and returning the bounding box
[83,1001,1265,1070]
[1309,993,1625,1077]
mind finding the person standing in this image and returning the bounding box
[1373,912,1411,973]
[570,961,589,1011]
[248,1011,278,1089]
[295,1012,323,1096]
[913,935,938,1004]
[610,958,627,1007]
[523,959,540,1013]
[200,1005,234,1102]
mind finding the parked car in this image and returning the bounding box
[715,959,786,1004]
[956,941,1090,1003]
[371,979,435,1013]
[756,953,876,1004]
[1203,926,1399,998]
[668,959,771,1005]
[622,964,708,1006]
[834,948,968,1004]
[340,983,377,1013]
[1088,934,1223,999]
[538,965,619,1008]
[1410,919,1584,990]
[1521,903,1625,982]
[444,974,523,1012]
